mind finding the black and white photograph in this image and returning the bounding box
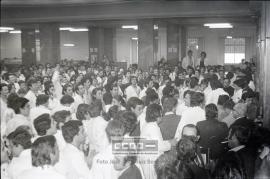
[1,0,270,179]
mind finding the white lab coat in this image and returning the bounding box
[91,145,119,179]
[125,85,141,101]
[83,116,109,153]
[5,114,32,136]
[140,122,171,179]
[205,88,229,105]
[175,106,206,140]
[52,71,63,100]
[7,149,32,179]
[24,90,37,109]
[58,144,91,179]
[17,165,66,179]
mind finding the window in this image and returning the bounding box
[224,38,245,64]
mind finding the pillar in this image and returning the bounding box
[39,23,60,64]
[21,28,36,65]
[167,23,179,66]
[179,26,187,61]
[104,28,115,61]
[263,1,270,128]
[138,19,154,70]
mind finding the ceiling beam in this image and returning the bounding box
[1,1,256,24]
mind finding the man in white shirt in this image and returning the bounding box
[85,102,109,153]
[7,128,32,179]
[181,50,195,69]
[91,120,125,179]
[18,135,66,179]
[125,76,141,101]
[52,64,63,100]
[206,79,228,105]
[5,97,32,136]
[33,113,57,141]
[51,95,75,115]
[1,83,9,134]
[29,94,51,134]
[8,73,20,92]
[73,83,86,113]
[175,92,206,140]
[59,120,92,179]
[24,78,39,108]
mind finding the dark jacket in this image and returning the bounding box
[118,165,142,179]
[158,114,181,140]
[197,120,229,159]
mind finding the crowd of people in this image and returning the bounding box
[0,51,269,179]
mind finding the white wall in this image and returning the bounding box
[60,31,89,61]
[115,29,137,66]
[187,26,257,65]
[0,33,22,59]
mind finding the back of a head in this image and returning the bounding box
[60,94,74,105]
[145,92,159,106]
[36,94,49,106]
[89,100,102,117]
[146,103,162,123]
[13,97,29,114]
[105,119,125,143]
[126,97,143,111]
[210,79,223,90]
[223,99,235,110]
[190,92,204,107]
[76,103,91,121]
[205,103,218,121]
[118,110,137,135]
[162,97,178,113]
[62,120,83,143]
[7,128,32,150]
[7,92,19,108]
[52,110,71,129]
[103,92,113,105]
[155,152,179,179]
[177,138,196,162]
[34,113,51,136]
[31,135,58,167]
[217,95,230,106]
[230,125,251,146]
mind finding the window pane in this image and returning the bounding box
[224,38,245,64]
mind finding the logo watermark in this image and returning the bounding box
[112,137,158,155]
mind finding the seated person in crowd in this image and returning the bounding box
[158,97,181,140]
[197,104,228,159]
[19,135,66,179]
[7,128,32,179]
[33,113,57,141]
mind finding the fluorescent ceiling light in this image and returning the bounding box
[0,27,14,30]
[122,25,138,30]
[69,28,88,32]
[226,36,233,39]
[132,37,138,40]
[60,27,73,31]
[204,23,233,28]
[9,30,21,34]
[35,30,40,33]
[154,25,158,30]
[0,29,9,33]
[63,44,75,47]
